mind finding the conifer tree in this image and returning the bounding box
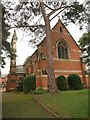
[79,32,90,73]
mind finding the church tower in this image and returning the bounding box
[6,30,25,91]
[10,30,17,73]
[6,30,18,91]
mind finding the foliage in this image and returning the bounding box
[62,1,86,28]
[34,87,45,94]
[56,75,67,91]
[1,4,10,67]
[80,83,84,89]
[23,75,36,94]
[23,77,29,94]
[16,79,23,92]
[2,5,10,40]
[1,4,16,68]
[67,74,83,90]
[3,1,87,47]
[79,32,90,67]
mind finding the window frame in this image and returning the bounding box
[42,69,47,75]
[56,40,69,59]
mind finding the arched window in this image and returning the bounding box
[57,40,69,59]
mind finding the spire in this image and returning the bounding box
[13,30,17,38]
[11,30,17,66]
[11,30,17,44]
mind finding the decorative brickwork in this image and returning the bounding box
[24,19,87,90]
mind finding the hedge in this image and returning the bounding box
[56,75,68,91]
[67,74,83,90]
[16,79,23,92]
[23,75,36,94]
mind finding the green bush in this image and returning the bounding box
[35,87,45,94]
[23,77,29,94]
[16,79,23,92]
[23,75,36,94]
[56,75,68,91]
[67,74,83,90]
[80,83,84,89]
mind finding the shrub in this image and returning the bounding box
[23,77,29,94]
[29,75,36,90]
[67,74,83,90]
[16,79,23,92]
[56,75,68,91]
[80,83,84,89]
[23,75,36,94]
[35,87,45,94]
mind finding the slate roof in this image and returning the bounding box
[16,65,25,73]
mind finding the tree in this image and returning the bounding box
[1,4,10,68]
[1,3,15,68]
[79,32,90,72]
[2,0,87,92]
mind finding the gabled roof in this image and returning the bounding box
[24,19,81,65]
[16,65,25,73]
[57,19,81,51]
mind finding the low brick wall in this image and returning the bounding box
[6,82,17,92]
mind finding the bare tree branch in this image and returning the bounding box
[50,6,69,21]
[44,3,53,11]
[47,2,65,17]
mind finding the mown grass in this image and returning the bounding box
[35,89,88,118]
[2,92,55,118]
[2,89,89,118]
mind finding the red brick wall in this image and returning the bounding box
[8,74,18,80]
[6,82,17,91]
[25,20,86,89]
[6,72,25,91]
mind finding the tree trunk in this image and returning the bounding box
[40,1,58,93]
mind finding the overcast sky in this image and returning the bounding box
[1,0,86,75]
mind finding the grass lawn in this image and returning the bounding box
[2,89,88,118]
[34,89,88,118]
[2,92,55,118]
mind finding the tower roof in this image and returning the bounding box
[16,65,25,73]
[13,30,17,39]
[11,30,17,43]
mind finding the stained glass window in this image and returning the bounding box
[57,41,68,59]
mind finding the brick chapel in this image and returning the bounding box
[6,19,89,91]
